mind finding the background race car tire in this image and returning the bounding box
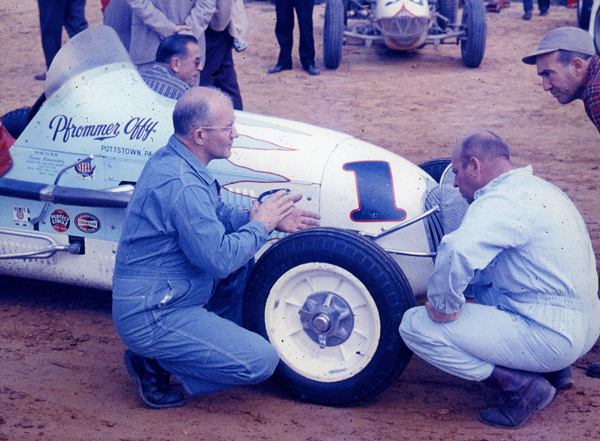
[243,227,416,406]
[578,0,593,29]
[460,0,486,68]
[1,107,31,140]
[324,0,345,69]
[438,0,458,28]
[594,7,600,54]
[418,158,451,183]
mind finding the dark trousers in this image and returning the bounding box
[274,0,316,68]
[200,28,243,111]
[523,0,549,13]
[37,0,88,69]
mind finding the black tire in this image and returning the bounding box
[594,7,600,55]
[243,228,416,406]
[1,107,31,140]
[419,158,451,183]
[324,0,345,69]
[26,93,46,125]
[460,0,486,68]
[438,0,457,27]
[579,0,593,30]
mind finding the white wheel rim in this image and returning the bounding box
[265,262,381,383]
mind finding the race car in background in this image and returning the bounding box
[323,0,487,69]
[0,26,468,406]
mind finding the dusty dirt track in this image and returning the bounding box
[1,1,600,440]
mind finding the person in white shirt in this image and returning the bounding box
[399,130,600,429]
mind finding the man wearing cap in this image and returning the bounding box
[523,26,600,134]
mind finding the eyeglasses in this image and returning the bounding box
[199,123,236,134]
[193,58,201,67]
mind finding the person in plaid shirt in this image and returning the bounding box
[523,26,600,380]
[523,27,600,134]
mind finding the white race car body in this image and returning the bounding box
[0,26,440,294]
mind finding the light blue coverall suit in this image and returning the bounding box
[112,136,279,396]
[400,166,600,381]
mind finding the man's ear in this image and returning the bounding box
[570,57,588,79]
[192,128,205,145]
[168,56,181,73]
[468,157,481,177]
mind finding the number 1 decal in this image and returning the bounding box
[343,161,407,222]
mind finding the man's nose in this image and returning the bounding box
[453,175,458,188]
[542,77,552,91]
[231,125,239,139]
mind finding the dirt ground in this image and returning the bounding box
[1,1,600,440]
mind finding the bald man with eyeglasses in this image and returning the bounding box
[112,87,320,409]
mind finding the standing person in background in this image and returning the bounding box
[103,0,133,52]
[267,0,320,76]
[199,0,248,111]
[522,0,549,20]
[124,0,211,70]
[35,0,88,81]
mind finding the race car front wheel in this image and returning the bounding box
[460,0,486,68]
[243,227,416,406]
[324,0,345,69]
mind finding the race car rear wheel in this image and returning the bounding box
[578,0,593,29]
[243,227,416,406]
[460,0,486,68]
[324,0,345,69]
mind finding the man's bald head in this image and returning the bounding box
[454,130,511,169]
[173,87,233,138]
[451,131,513,204]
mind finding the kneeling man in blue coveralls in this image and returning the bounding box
[400,130,600,429]
[112,87,321,408]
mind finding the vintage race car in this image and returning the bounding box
[0,26,467,406]
[323,0,487,69]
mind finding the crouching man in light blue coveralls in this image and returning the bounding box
[112,87,320,409]
[400,130,600,429]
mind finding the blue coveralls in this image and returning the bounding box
[113,136,279,396]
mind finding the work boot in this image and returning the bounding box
[541,367,574,392]
[123,350,185,409]
[480,366,556,429]
[587,362,600,378]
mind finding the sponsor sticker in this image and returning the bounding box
[50,209,70,232]
[75,213,101,233]
[13,206,30,226]
[75,158,96,179]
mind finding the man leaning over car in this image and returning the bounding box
[112,87,320,408]
[399,130,600,429]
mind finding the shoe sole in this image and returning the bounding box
[123,351,185,409]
